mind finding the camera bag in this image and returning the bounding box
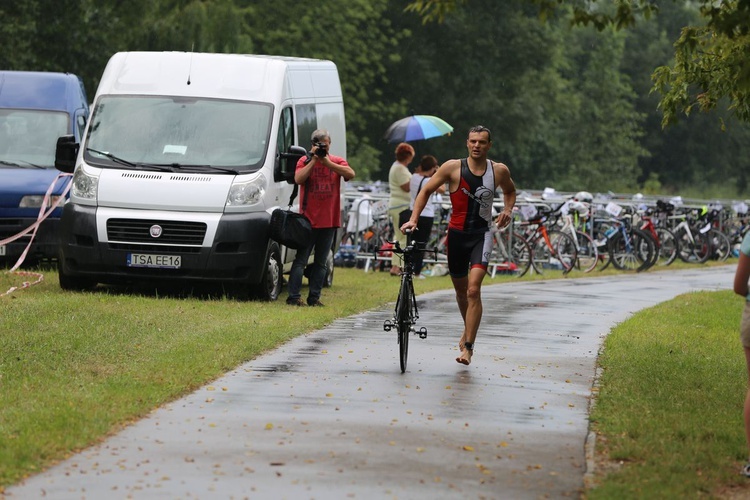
[269,183,312,250]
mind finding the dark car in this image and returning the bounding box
[0,71,89,265]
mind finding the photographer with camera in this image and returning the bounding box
[286,129,355,307]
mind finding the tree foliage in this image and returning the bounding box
[407,0,750,127]
[2,0,748,196]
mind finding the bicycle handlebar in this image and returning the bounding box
[374,231,438,261]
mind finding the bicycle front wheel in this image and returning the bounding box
[396,275,412,373]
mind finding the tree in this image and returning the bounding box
[406,0,750,126]
[244,0,406,179]
[555,26,647,192]
[382,0,647,192]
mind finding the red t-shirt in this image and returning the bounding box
[295,155,349,228]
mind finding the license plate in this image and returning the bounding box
[0,245,5,256]
[127,253,181,269]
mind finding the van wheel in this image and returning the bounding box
[324,248,334,288]
[255,243,282,301]
[58,260,96,291]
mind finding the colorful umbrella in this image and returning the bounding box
[383,115,453,143]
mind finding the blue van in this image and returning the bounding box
[0,71,89,265]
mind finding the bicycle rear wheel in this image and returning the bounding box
[655,227,678,266]
[573,230,599,273]
[708,228,731,262]
[510,232,533,277]
[549,230,578,273]
[609,228,654,272]
[638,229,659,270]
[396,275,412,373]
[490,231,532,277]
[677,230,711,263]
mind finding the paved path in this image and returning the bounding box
[5,267,734,499]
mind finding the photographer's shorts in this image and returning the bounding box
[741,301,750,348]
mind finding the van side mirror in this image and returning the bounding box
[277,145,308,184]
[55,135,79,173]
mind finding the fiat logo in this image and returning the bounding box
[149,225,163,238]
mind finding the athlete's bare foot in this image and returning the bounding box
[456,341,473,365]
[456,348,472,365]
[458,333,467,351]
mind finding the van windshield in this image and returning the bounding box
[0,109,69,168]
[84,95,273,173]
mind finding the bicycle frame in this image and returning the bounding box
[518,212,577,274]
[377,234,433,373]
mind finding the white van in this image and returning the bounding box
[54,51,347,300]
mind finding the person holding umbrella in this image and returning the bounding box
[388,142,415,276]
[400,125,517,366]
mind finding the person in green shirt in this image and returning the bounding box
[388,142,415,275]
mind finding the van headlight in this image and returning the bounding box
[72,167,98,200]
[227,172,266,207]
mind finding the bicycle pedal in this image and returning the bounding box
[416,327,427,339]
[383,319,394,332]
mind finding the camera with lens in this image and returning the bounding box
[314,142,328,158]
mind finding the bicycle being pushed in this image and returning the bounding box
[377,231,437,373]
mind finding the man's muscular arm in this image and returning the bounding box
[494,162,516,228]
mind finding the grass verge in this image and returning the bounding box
[587,290,749,498]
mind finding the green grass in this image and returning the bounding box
[587,290,748,498]
[0,265,465,486]
[0,260,742,496]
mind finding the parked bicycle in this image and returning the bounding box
[635,201,678,267]
[377,231,436,373]
[668,210,712,264]
[557,200,599,273]
[591,206,654,272]
[517,205,578,274]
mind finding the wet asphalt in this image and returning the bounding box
[4,266,735,500]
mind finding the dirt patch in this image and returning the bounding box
[714,484,750,499]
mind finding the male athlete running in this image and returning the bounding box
[401,125,517,365]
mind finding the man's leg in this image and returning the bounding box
[456,267,486,365]
[287,242,313,304]
[307,228,336,305]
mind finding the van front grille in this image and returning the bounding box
[107,219,206,245]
